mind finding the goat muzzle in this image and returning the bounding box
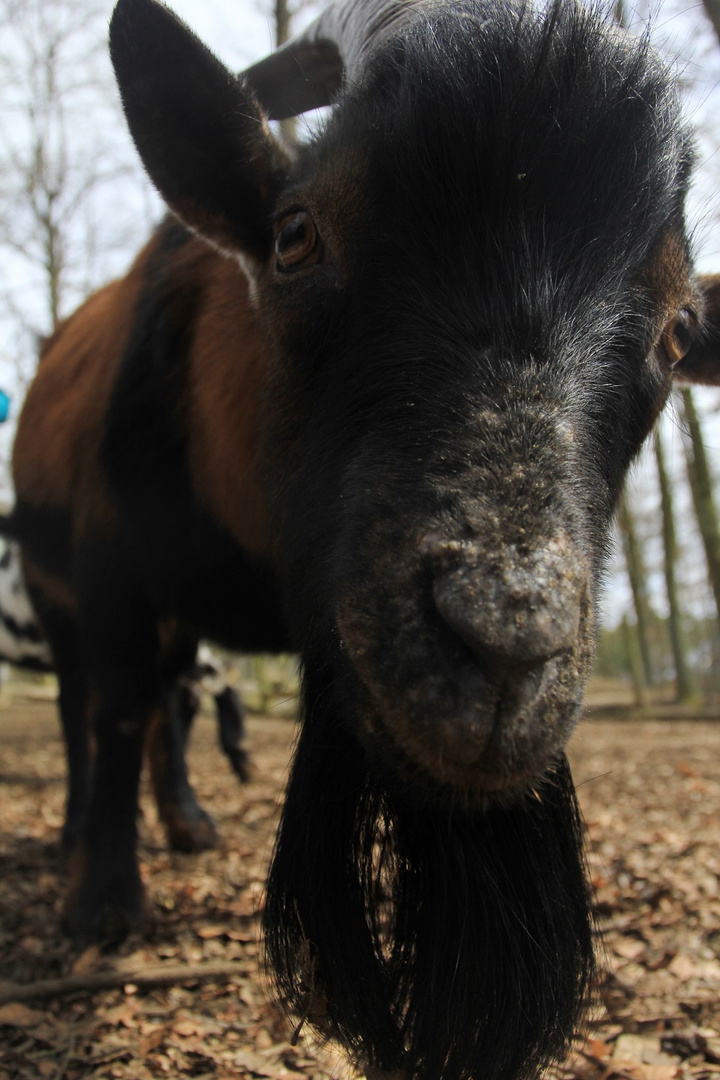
[338,523,593,797]
[423,532,584,685]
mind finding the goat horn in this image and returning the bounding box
[243,0,425,121]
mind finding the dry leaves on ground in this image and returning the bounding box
[2,699,720,1079]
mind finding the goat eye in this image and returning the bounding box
[275,212,319,271]
[661,307,698,364]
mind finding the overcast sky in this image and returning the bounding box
[167,0,322,72]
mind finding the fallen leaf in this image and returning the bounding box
[586,1038,612,1060]
[610,1061,680,1080]
[232,1048,291,1078]
[139,1025,168,1056]
[614,939,646,961]
[0,1002,45,1027]
[197,924,228,940]
[72,943,103,975]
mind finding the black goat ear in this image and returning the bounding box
[110,0,289,265]
[671,275,720,387]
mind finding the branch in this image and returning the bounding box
[0,961,254,1005]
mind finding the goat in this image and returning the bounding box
[0,538,249,853]
[178,644,251,786]
[0,539,53,672]
[7,0,720,1076]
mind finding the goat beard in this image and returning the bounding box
[263,659,595,1080]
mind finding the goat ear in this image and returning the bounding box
[671,275,720,387]
[110,0,288,265]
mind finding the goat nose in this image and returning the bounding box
[423,535,583,679]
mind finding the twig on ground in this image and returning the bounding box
[0,961,252,1005]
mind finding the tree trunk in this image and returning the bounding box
[679,387,720,620]
[654,430,693,702]
[621,615,649,709]
[618,494,655,687]
[275,0,296,143]
[275,0,292,45]
[702,0,720,46]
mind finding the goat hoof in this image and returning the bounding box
[62,846,145,945]
[163,803,218,852]
[230,752,252,784]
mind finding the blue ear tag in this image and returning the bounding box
[0,392,10,423]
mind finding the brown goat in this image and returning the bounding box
[14,227,276,870]
[6,0,720,1076]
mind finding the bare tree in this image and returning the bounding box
[275,0,296,142]
[618,495,656,687]
[654,429,693,702]
[274,0,300,143]
[621,614,649,709]
[0,0,153,370]
[266,0,319,143]
[275,0,293,47]
[679,387,720,621]
[0,0,154,493]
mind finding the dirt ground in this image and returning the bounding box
[2,686,720,1080]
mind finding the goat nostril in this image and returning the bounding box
[423,531,587,682]
[427,539,583,682]
[435,594,571,683]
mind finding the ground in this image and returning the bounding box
[1,681,720,1080]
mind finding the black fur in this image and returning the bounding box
[266,660,594,1079]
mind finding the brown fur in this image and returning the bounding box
[14,232,271,556]
[184,249,272,556]
[21,554,77,615]
[14,261,144,540]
